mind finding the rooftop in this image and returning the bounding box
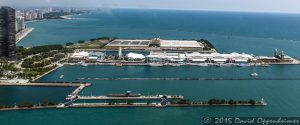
[160,40,203,48]
[106,39,151,47]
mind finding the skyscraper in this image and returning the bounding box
[0,6,16,58]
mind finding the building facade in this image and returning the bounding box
[0,6,16,58]
[15,16,25,32]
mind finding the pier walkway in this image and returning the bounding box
[77,95,184,100]
[70,84,86,95]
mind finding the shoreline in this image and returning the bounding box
[16,27,34,43]
[31,64,63,82]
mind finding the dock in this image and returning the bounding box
[77,95,184,100]
[70,84,86,95]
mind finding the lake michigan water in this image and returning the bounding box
[1,9,300,125]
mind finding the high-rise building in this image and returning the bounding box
[15,16,25,32]
[0,6,16,58]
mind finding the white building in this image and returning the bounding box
[147,51,255,63]
[69,51,105,62]
[126,53,145,60]
[160,40,203,49]
[15,16,25,32]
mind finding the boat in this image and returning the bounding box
[78,61,88,66]
[238,63,251,67]
[155,103,166,108]
[59,75,64,79]
[250,73,258,77]
[85,83,92,86]
[148,63,164,67]
[198,63,209,67]
[115,63,123,67]
[81,63,88,66]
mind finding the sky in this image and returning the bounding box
[1,0,300,13]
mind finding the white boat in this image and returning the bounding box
[238,63,251,67]
[155,103,166,108]
[251,73,258,77]
[198,63,209,67]
[81,63,88,66]
[79,61,88,66]
[148,63,164,67]
[60,75,64,79]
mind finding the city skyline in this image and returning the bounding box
[1,0,300,13]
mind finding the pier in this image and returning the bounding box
[77,95,184,100]
[70,84,86,95]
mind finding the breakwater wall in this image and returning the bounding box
[77,77,300,81]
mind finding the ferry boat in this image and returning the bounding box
[148,63,164,67]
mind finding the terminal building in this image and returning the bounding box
[146,51,256,64]
[68,51,105,62]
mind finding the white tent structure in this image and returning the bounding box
[126,53,145,60]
